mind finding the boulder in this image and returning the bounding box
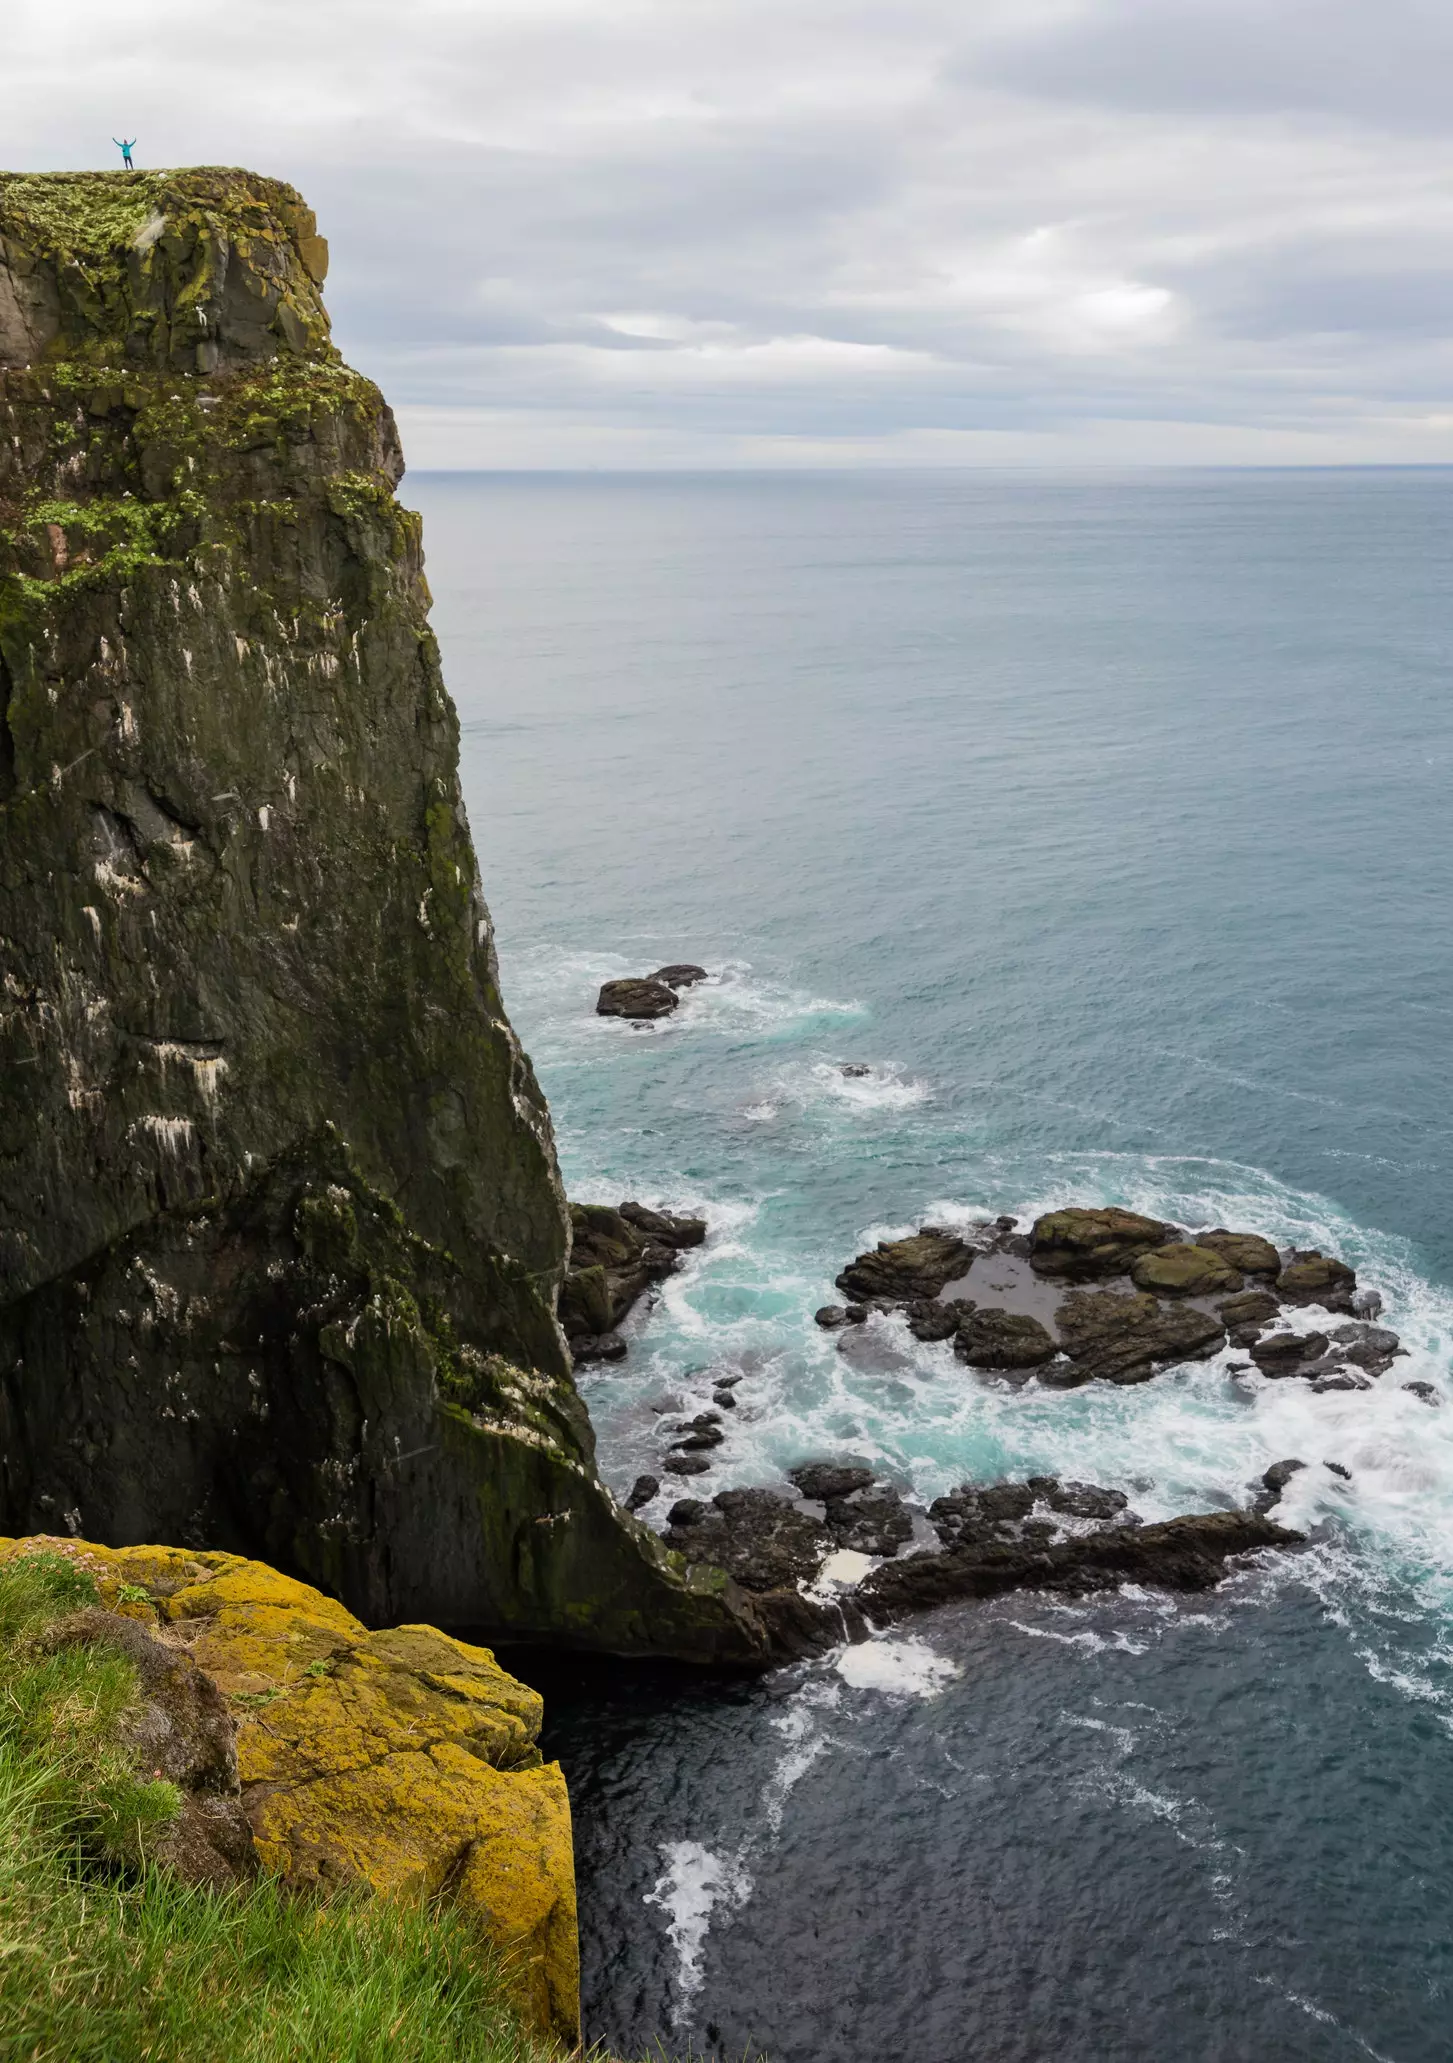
[1195,1229,1282,1277]
[1329,1322,1404,1376]
[663,1454,712,1477]
[815,1305,851,1329]
[1054,1290,1225,1383]
[1277,1250,1358,1311]
[648,964,708,989]
[625,1475,659,1512]
[790,1464,874,1502]
[559,1201,705,1346]
[1251,1458,1306,1515]
[840,1063,872,1078]
[664,1488,830,1593]
[1,1537,580,2046]
[905,1297,971,1343]
[1404,1381,1439,1405]
[954,1308,1059,1370]
[1130,1243,1243,1297]
[824,1491,912,1558]
[596,978,678,1020]
[1218,1288,1281,1330]
[1249,1330,1329,1379]
[571,1332,627,1364]
[836,1227,979,1303]
[1028,1207,1169,1280]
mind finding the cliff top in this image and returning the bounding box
[0,167,332,372]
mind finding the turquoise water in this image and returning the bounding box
[408,469,1453,2061]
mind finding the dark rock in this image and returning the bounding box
[1277,1250,1358,1312]
[1195,1229,1283,1278]
[1249,1331,1329,1378]
[1325,1461,1352,1481]
[844,1305,869,1324]
[712,1373,745,1389]
[1055,1290,1224,1383]
[995,1216,1019,1231]
[1029,1477,1131,1522]
[824,1490,913,1557]
[1251,1458,1305,1514]
[671,1428,725,1453]
[596,978,679,1019]
[572,1332,628,1364]
[619,1202,708,1250]
[840,1063,872,1078]
[815,1306,850,1329]
[712,1390,737,1409]
[559,1201,704,1346]
[955,1308,1058,1370]
[836,1227,979,1304]
[1329,1323,1404,1376]
[667,1498,707,1525]
[860,1511,1302,1621]
[1404,1381,1439,1405]
[905,1297,970,1343]
[663,1454,712,1477]
[1218,1288,1281,1330]
[625,1475,659,1512]
[665,1488,830,1592]
[648,965,709,990]
[1352,1289,1384,1320]
[1028,1207,1170,1281]
[1310,1368,1371,1394]
[1130,1243,1243,1297]
[790,1464,874,1503]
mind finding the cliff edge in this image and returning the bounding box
[0,169,766,1663]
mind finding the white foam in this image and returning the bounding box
[834,1635,961,1698]
[817,1548,877,1588]
[643,1841,753,2006]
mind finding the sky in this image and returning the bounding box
[8,0,1453,468]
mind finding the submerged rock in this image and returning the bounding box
[1251,1458,1306,1515]
[1054,1289,1225,1384]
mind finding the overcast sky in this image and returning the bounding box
[10,0,1453,467]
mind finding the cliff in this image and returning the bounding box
[0,169,766,1664]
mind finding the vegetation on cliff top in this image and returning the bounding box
[0,1551,574,2063]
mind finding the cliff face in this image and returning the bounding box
[0,170,765,1663]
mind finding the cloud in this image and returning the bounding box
[7,0,1453,464]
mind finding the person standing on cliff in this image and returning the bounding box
[113,138,136,169]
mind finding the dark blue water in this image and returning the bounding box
[407,470,1453,2062]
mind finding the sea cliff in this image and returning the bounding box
[0,168,767,1665]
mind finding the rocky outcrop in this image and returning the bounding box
[836,1227,978,1302]
[1028,1207,1169,1280]
[595,964,708,1020]
[0,170,768,1666]
[558,1200,706,1360]
[0,1533,580,2043]
[1053,1288,1226,1384]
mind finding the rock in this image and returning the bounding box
[1055,1290,1225,1383]
[836,1227,979,1303]
[1277,1250,1358,1312]
[664,1488,830,1593]
[0,174,770,1671]
[1325,1461,1352,1481]
[860,1510,1301,1620]
[1194,1229,1283,1277]
[905,1297,970,1343]
[1130,1243,1243,1297]
[2,1537,580,2045]
[840,1063,872,1078]
[815,1305,851,1329]
[663,1454,713,1477]
[1251,1458,1305,1514]
[625,1475,659,1512]
[954,1308,1058,1370]
[844,1305,869,1324]
[1218,1288,1281,1329]
[1310,1369,1371,1394]
[789,1464,875,1502]
[1028,1207,1170,1281]
[596,978,679,1019]
[712,1373,745,1389]
[1029,1477,1132,1522]
[712,1389,737,1409]
[825,1490,913,1557]
[1404,1381,1439,1405]
[648,964,708,989]
[571,1332,628,1364]
[1352,1289,1384,1319]
[618,1202,708,1250]
[671,1428,724,1453]
[667,1499,707,1526]
[1329,1322,1404,1375]
[559,1201,704,1345]
[1249,1330,1329,1378]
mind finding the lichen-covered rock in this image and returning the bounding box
[0,171,768,1668]
[1029,1207,1169,1280]
[836,1227,978,1303]
[0,1534,580,2045]
[1276,1250,1358,1310]
[1194,1229,1282,1277]
[1129,1243,1244,1296]
[1054,1289,1225,1383]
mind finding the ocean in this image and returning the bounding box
[403,468,1453,2063]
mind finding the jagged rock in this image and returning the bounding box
[1251,1458,1306,1514]
[954,1308,1059,1369]
[1325,1461,1352,1481]
[2,1536,580,2044]
[663,1454,712,1477]
[0,172,768,1669]
[1404,1381,1439,1405]
[625,1475,659,1512]
[1028,1207,1170,1280]
[1028,1477,1132,1521]
[667,1499,707,1526]
[816,1305,851,1328]
[1329,1322,1404,1375]
[1195,1229,1282,1277]
[1130,1243,1243,1296]
[648,964,708,989]
[905,1297,971,1343]
[1250,1330,1330,1378]
[571,1333,628,1364]
[1352,1289,1384,1320]
[790,1464,875,1502]
[859,1510,1301,1621]
[840,1063,872,1078]
[825,1491,912,1557]
[558,1200,705,1346]
[664,1488,830,1592]
[1277,1250,1358,1311]
[1054,1290,1225,1383]
[596,977,678,1019]
[712,1388,737,1409]
[836,1227,979,1303]
[1218,1288,1281,1329]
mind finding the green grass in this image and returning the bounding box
[0,1552,572,2063]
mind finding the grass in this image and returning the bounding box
[0,1551,572,2063]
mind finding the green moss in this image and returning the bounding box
[0,171,164,258]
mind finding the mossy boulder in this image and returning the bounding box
[1054,1289,1225,1383]
[1029,1207,1169,1280]
[1194,1229,1282,1278]
[0,1533,581,2045]
[953,1308,1058,1369]
[836,1227,978,1303]
[1130,1243,1243,1297]
[1277,1250,1358,1310]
